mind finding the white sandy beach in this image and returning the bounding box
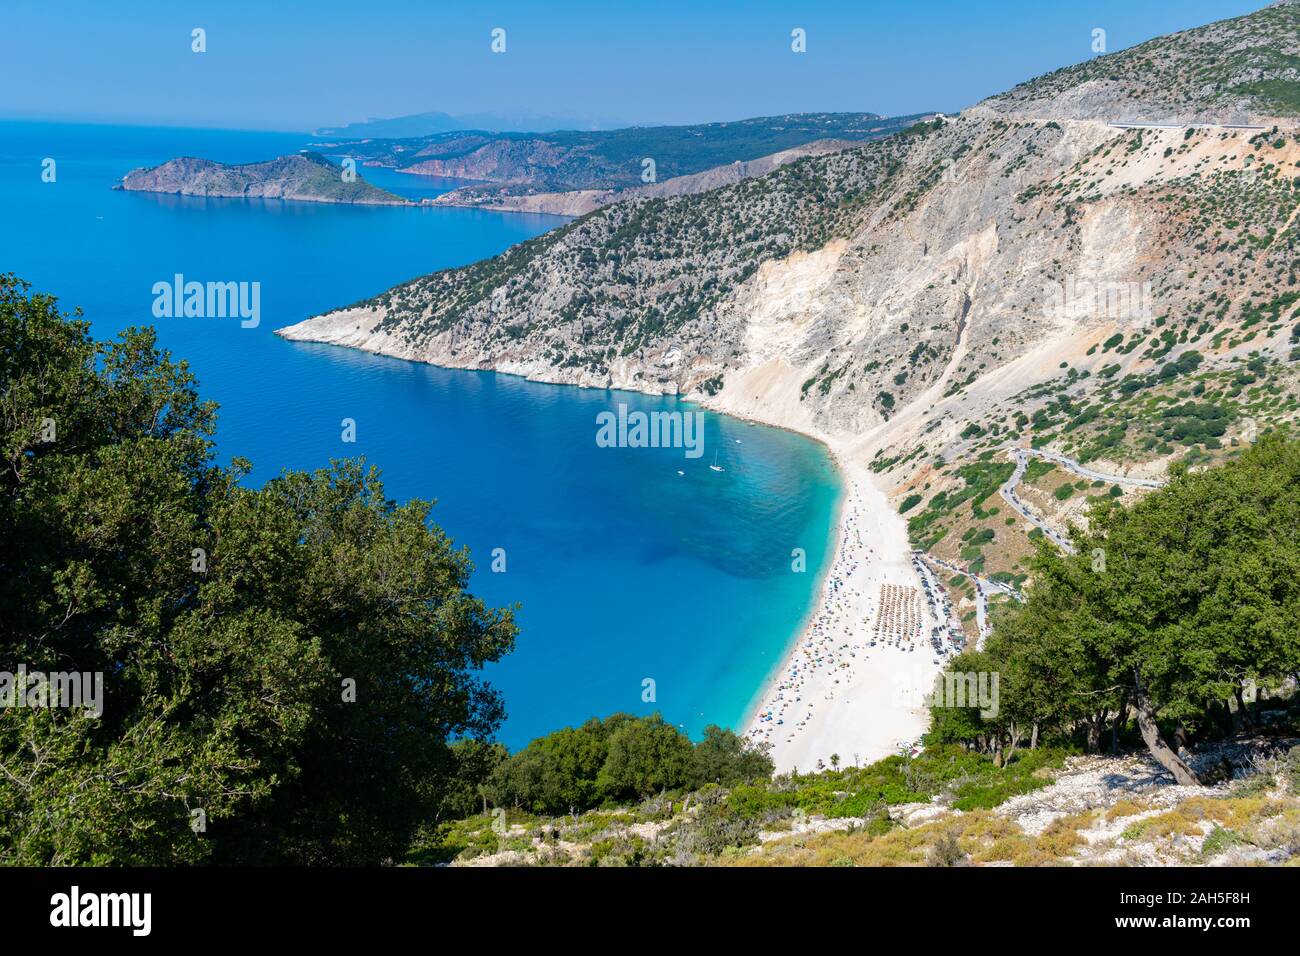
[743,444,945,774]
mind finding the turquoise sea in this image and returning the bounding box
[0,121,841,748]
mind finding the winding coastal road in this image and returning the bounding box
[1106,122,1267,131]
[998,446,1167,556]
[1015,447,1167,490]
[999,449,1076,553]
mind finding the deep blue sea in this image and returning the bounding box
[0,121,840,747]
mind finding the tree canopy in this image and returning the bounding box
[481,714,773,815]
[928,435,1300,784]
[0,276,518,863]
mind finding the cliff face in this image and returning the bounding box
[118,153,409,205]
[278,3,1300,531]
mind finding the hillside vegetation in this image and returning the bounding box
[429,737,1300,867]
[985,1,1300,122]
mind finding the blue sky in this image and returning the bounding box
[0,0,1263,131]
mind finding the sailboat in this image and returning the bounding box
[709,449,725,473]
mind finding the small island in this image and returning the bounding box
[115,151,410,205]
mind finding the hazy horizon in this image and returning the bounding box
[1,0,1262,133]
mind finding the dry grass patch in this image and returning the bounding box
[1123,795,1290,846]
[1035,810,1096,859]
[733,811,1039,867]
[1106,797,1149,821]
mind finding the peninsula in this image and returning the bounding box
[116,152,410,205]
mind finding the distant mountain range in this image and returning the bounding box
[314,110,627,138]
[313,112,928,213]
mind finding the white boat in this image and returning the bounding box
[708,449,724,472]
